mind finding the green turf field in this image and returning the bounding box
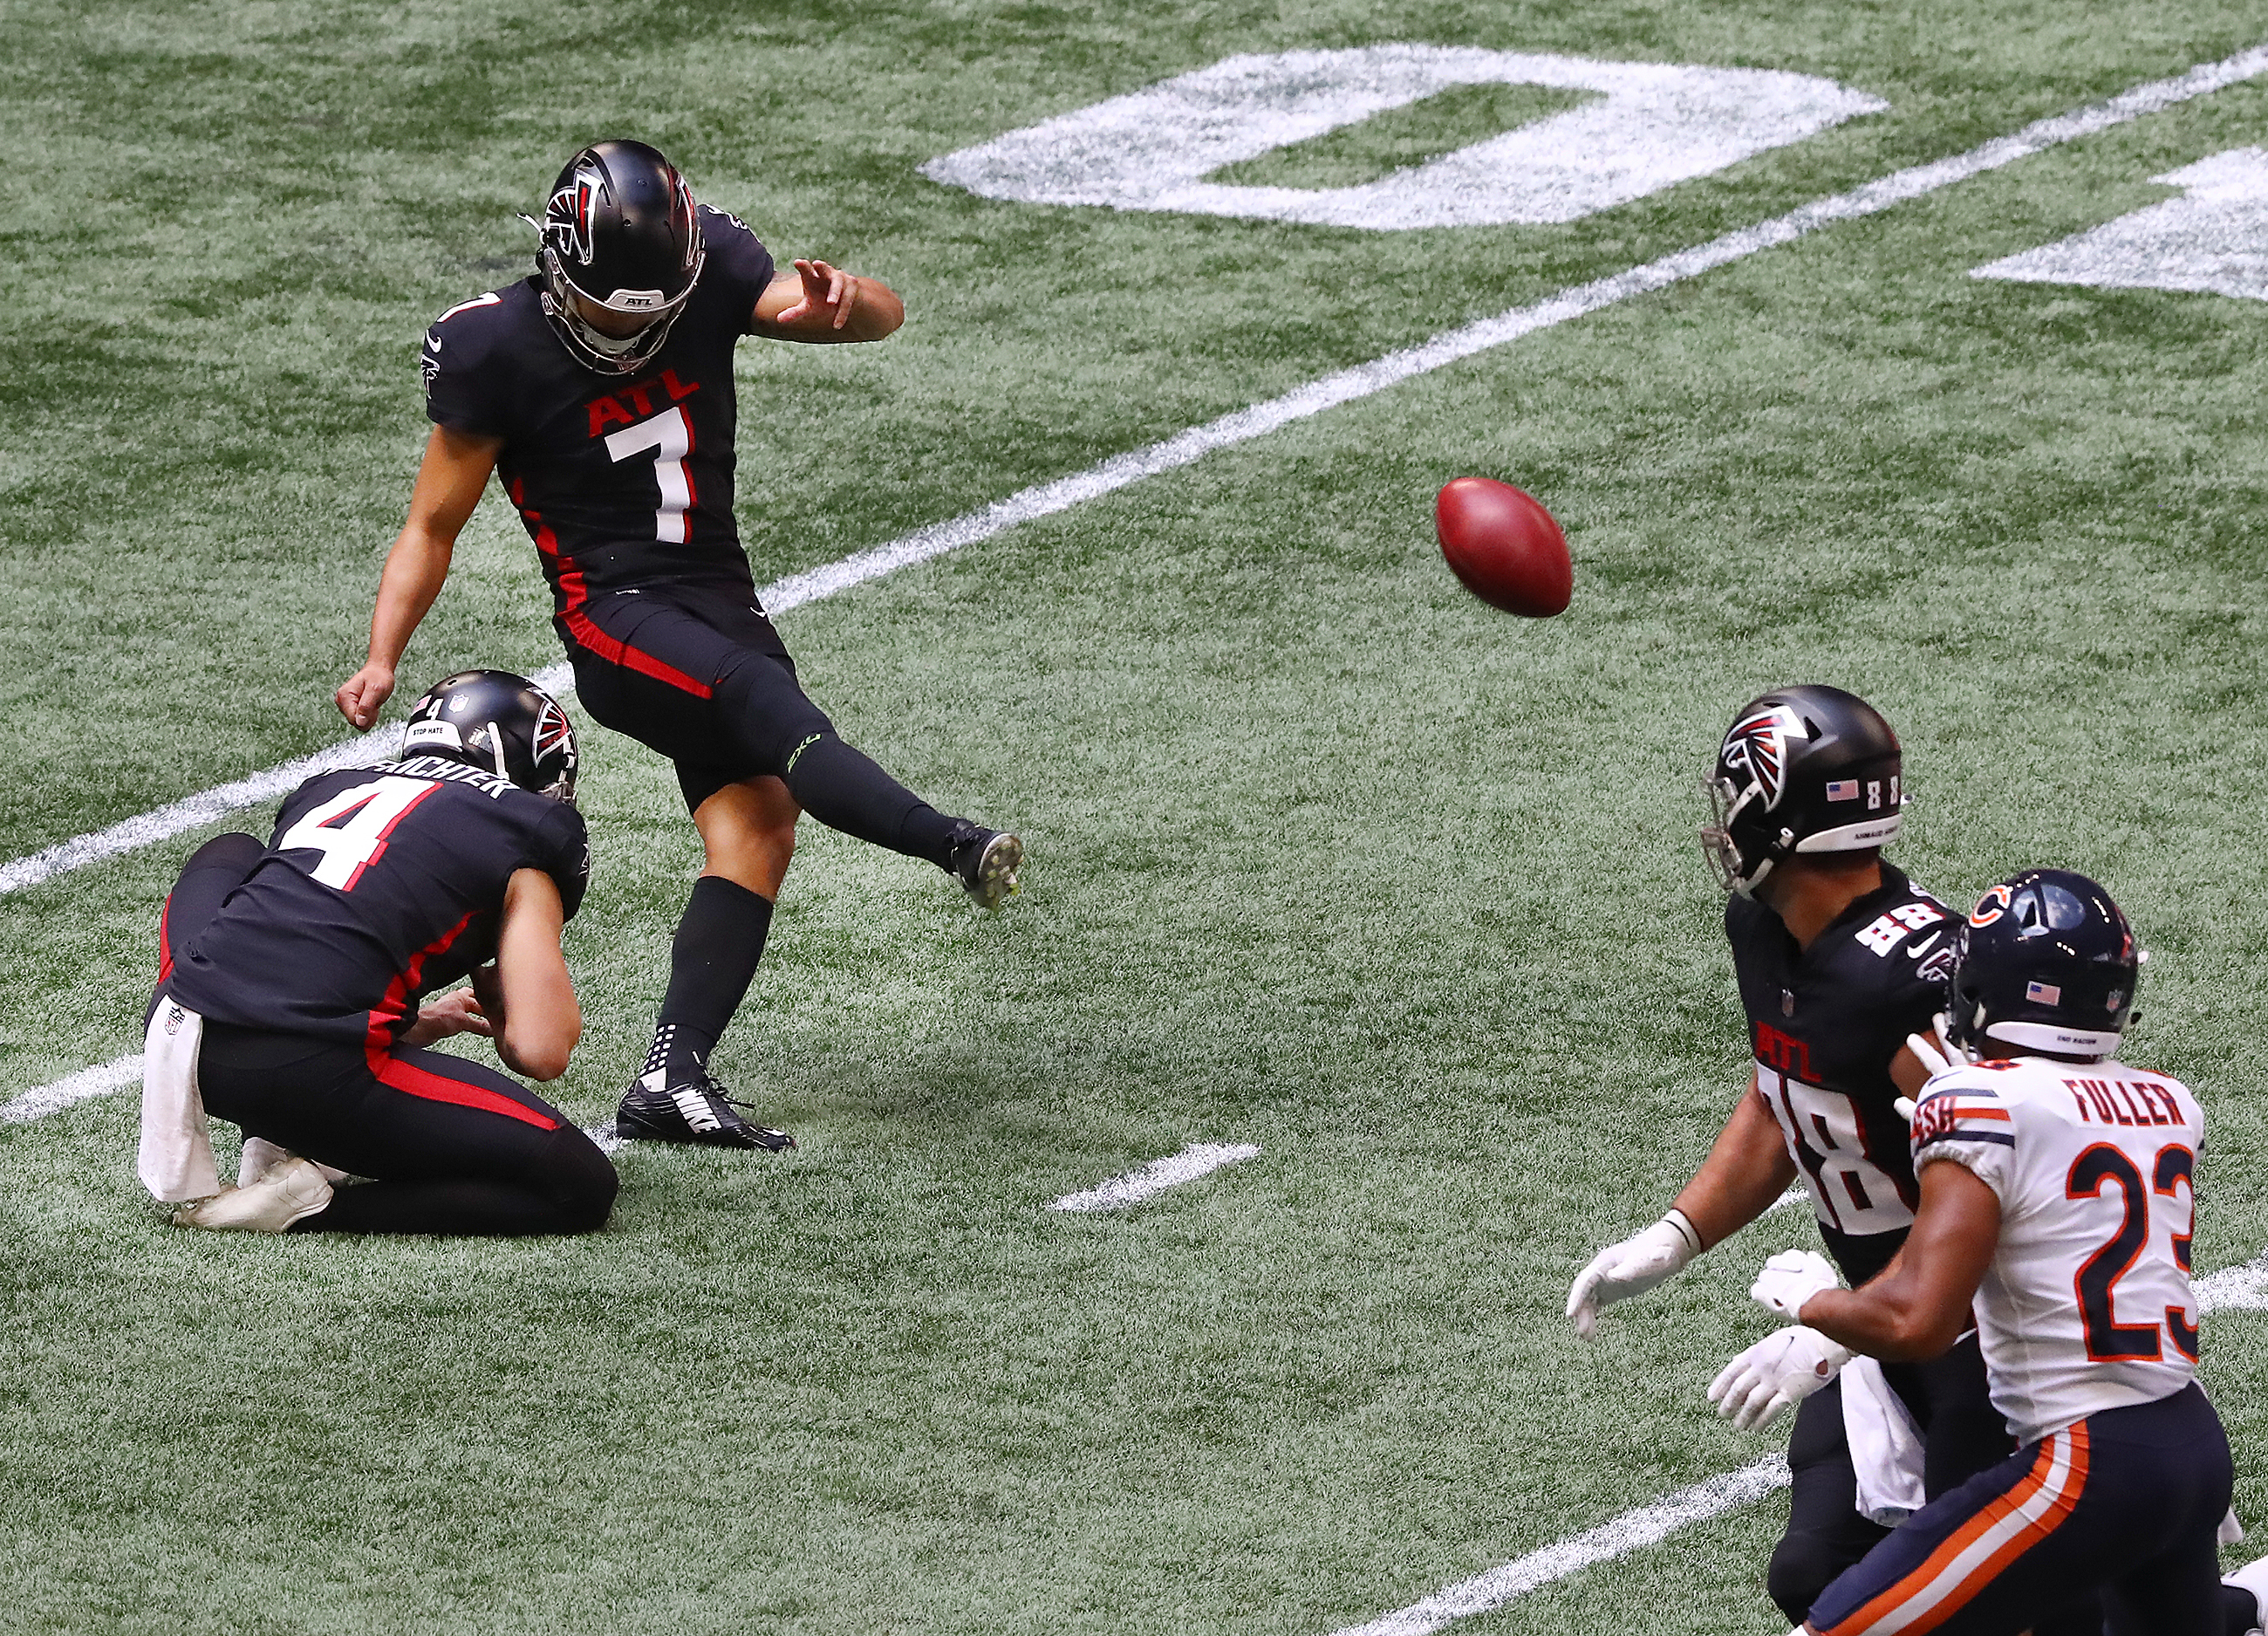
[7,2,2268,1631]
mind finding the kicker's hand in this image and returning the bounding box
[1709,1325,1852,1430]
[774,258,859,330]
[1567,1211,1703,1339]
[335,661,396,731]
[1751,1248,1841,1323]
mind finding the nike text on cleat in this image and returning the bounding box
[172,1156,334,1233]
[614,1068,796,1152]
[948,825,1023,912]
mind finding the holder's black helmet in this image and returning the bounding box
[401,670,579,804]
[1701,685,1903,895]
[533,140,705,376]
[1947,869,2137,1061]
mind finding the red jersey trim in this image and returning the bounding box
[512,479,715,699]
[361,909,559,1131]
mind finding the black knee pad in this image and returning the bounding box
[713,648,835,773]
[1767,1533,1845,1626]
[541,1127,620,1233]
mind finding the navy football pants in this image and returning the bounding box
[1807,1383,2231,1636]
[159,834,616,1236]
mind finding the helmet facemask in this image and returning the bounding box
[538,247,700,376]
[529,142,706,378]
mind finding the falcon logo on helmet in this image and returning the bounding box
[400,669,581,806]
[1700,685,1904,896]
[545,176,598,266]
[529,140,707,377]
[1720,705,1800,810]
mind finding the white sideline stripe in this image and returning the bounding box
[7,42,2265,903]
[1047,1142,1261,1211]
[0,1051,143,1124]
[1323,1455,1792,1636]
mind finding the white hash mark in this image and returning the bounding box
[1047,1142,1261,1212]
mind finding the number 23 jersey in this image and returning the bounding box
[1727,863,1955,1284]
[1910,1056,2202,1444]
[162,757,589,1047]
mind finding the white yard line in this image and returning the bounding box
[0,1051,143,1124]
[1048,1142,1261,1211]
[7,41,2265,903]
[1322,1455,1793,1636]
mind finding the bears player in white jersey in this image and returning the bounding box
[1748,869,2237,1634]
[1568,688,2026,1626]
[333,140,1023,1153]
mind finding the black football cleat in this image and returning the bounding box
[615,1068,796,1152]
[946,823,1024,912]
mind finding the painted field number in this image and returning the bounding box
[923,44,1886,230]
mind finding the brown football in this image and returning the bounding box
[1435,476,1572,618]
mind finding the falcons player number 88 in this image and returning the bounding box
[1760,1066,1915,1238]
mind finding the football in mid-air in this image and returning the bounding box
[1435,476,1573,618]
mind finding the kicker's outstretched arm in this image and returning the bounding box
[335,425,502,729]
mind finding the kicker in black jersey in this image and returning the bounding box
[422,205,777,611]
[162,756,589,1047]
[1727,860,1953,1284]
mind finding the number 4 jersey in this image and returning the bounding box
[161,758,589,1046]
[1909,1056,2202,1445]
[1728,863,1956,1284]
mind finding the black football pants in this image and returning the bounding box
[560,588,960,865]
[160,833,617,1236]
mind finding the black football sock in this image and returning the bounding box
[646,876,774,1081]
[780,732,961,869]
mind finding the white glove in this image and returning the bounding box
[1709,1325,1852,1430]
[1567,1211,1703,1338]
[1752,1248,1841,1321]
[1904,1027,1955,1077]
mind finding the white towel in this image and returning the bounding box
[137,999,221,1203]
[1842,1354,1927,1526]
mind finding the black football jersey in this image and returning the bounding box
[1726,862,1955,1284]
[421,205,777,613]
[163,756,589,1046]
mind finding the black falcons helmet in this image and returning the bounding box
[400,669,579,804]
[532,140,705,376]
[1700,685,1903,894]
[1947,869,2138,1061]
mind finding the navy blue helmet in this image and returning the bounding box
[1701,685,1904,894]
[1947,869,2137,1061]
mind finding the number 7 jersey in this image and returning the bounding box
[420,206,779,609]
[1911,1055,2202,1446]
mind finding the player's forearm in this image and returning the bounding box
[365,525,454,670]
[838,276,903,341]
[1672,1085,1799,1249]
[1793,1281,1962,1361]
